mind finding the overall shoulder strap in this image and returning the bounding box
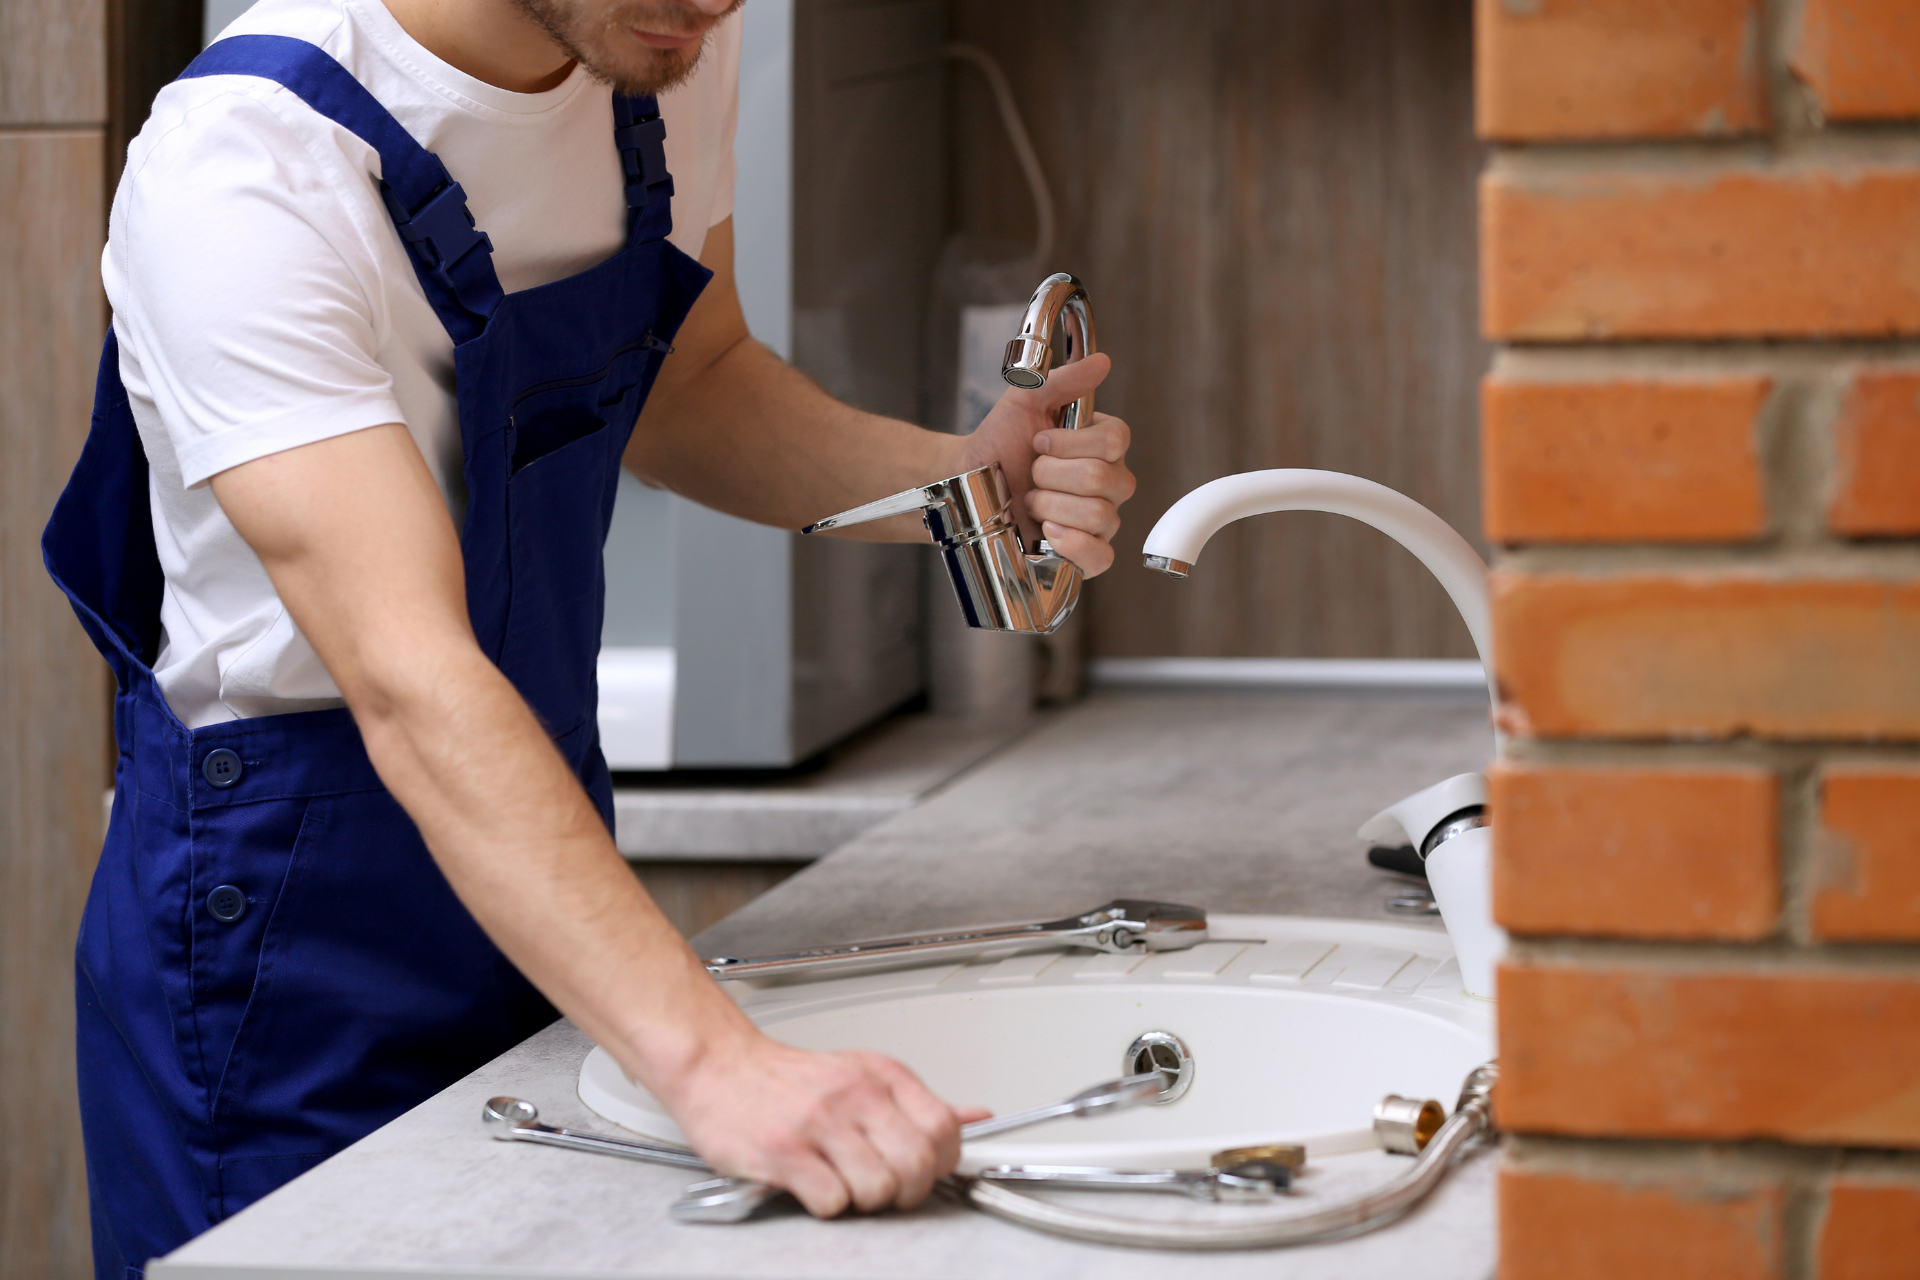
[611,93,675,244]
[42,329,165,682]
[182,34,502,344]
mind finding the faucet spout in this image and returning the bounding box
[1139,469,1507,999]
[1139,470,1492,688]
[1001,272,1096,432]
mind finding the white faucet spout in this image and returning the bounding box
[1140,469,1492,687]
[1142,468,1506,999]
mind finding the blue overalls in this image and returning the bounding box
[42,35,710,1278]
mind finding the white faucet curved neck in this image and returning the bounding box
[1141,469,1493,704]
[1140,469,1508,1000]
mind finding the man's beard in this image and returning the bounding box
[509,0,740,96]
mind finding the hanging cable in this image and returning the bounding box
[945,42,1056,266]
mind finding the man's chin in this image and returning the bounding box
[587,37,703,96]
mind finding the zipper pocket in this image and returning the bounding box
[505,331,674,471]
[507,330,672,410]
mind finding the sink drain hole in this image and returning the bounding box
[1124,1031,1194,1103]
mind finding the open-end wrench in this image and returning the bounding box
[702,901,1207,982]
[482,1096,711,1169]
[973,1160,1292,1202]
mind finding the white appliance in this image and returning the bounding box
[599,0,945,768]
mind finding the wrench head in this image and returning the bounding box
[1071,1071,1176,1115]
[1213,1160,1292,1201]
[482,1096,539,1139]
[672,1178,782,1223]
[1077,901,1208,953]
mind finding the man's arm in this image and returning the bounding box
[628,219,1135,573]
[210,426,984,1216]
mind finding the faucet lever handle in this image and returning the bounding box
[802,465,1016,544]
[800,484,940,535]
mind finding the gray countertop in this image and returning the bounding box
[613,712,1035,861]
[152,687,1498,1280]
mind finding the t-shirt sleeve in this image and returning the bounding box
[110,85,408,489]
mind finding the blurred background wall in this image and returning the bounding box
[948,0,1487,662]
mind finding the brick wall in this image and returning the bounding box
[1475,1,1920,1276]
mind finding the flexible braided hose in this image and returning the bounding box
[957,1063,1497,1251]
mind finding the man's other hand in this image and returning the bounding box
[664,1031,991,1217]
[955,352,1135,577]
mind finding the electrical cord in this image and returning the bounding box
[945,42,1056,265]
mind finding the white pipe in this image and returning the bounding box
[1140,470,1493,692]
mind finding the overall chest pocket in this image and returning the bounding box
[507,337,664,473]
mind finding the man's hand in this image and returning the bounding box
[951,352,1135,577]
[664,1033,992,1216]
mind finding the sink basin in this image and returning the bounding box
[579,915,1492,1172]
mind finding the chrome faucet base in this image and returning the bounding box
[802,462,1082,635]
[806,466,1090,637]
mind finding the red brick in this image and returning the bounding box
[1811,768,1920,942]
[1818,1180,1920,1280]
[1491,572,1920,741]
[1500,1163,1785,1280]
[1492,763,1778,939]
[1791,0,1920,123]
[1830,370,1920,537]
[1483,376,1770,543]
[1477,0,1766,141]
[1482,165,1920,341]
[1498,964,1920,1146]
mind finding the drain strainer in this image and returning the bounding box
[1124,1030,1194,1103]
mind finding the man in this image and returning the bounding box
[44,0,1134,1274]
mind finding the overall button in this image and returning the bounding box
[202,748,243,789]
[207,885,247,924]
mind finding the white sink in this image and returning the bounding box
[580,915,1492,1172]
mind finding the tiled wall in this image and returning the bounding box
[1476,1,1920,1276]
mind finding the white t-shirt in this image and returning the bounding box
[104,0,738,728]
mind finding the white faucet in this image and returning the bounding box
[1140,470,1506,999]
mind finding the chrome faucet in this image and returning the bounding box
[801,273,1096,635]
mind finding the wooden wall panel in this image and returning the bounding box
[108,0,205,182]
[949,0,1488,658]
[0,0,107,125]
[0,131,109,1280]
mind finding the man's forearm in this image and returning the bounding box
[624,220,960,537]
[629,332,956,535]
[354,638,758,1089]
